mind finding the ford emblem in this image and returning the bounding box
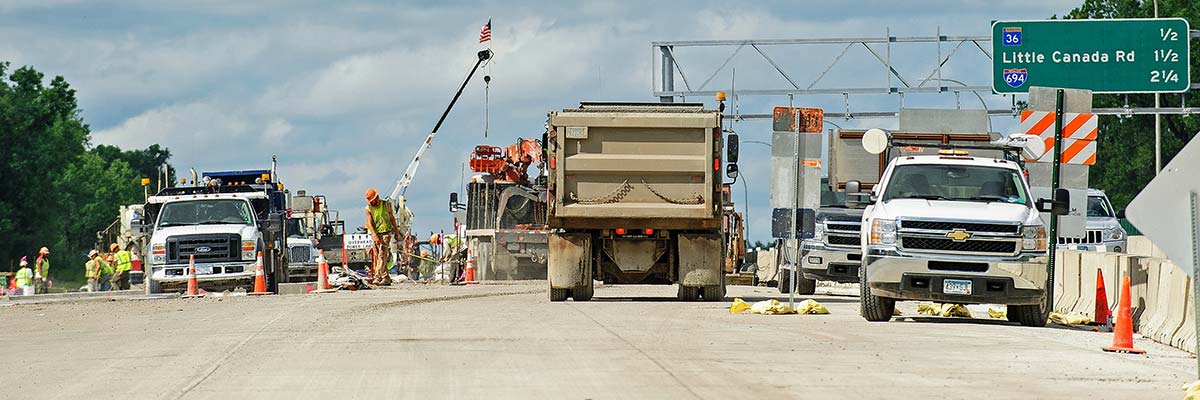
[195,246,212,253]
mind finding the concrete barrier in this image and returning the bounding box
[1127,236,1155,258]
[1160,262,1189,347]
[1071,251,1106,319]
[1054,251,1082,314]
[1142,261,1173,344]
[1130,256,1153,327]
[1176,278,1195,350]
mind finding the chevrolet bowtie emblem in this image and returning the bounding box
[945,229,972,242]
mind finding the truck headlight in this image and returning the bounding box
[1022,225,1047,251]
[813,222,826,241]
[1105,226,1125,241]
[869,219,896,245]
[151,243,166,264]
[242,240,257,261]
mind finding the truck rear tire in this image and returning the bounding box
[573,280,594,301]
[701,285,725,302]
[1007,297,1049,327]
[145,278,161,295]
[677,285,699,301]
[549,287,569,302]
[795,275,816,295]
[859,269,895,322]
[778,271,791,294]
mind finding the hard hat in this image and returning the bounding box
[421,250,430,257]
[39,247,49,255]
[110,243,119,252]
[365,188,379,202]
[88,249,99,258]
[19,259,28,266]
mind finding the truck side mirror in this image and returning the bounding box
[844,180,862,206]
[726,163,739,179]
[726,133,739,163]
[1036,188,1071,216]
[262,217,284,234]
[449,192,461,212]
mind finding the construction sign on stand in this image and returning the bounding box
[1017,110,1098,165]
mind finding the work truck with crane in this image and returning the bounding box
[545,101,735,301]
[450,138,549,280]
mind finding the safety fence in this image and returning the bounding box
[1054,236,1194,354]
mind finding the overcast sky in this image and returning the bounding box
[2,0,1082,242]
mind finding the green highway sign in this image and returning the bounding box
[992,18,1190,94]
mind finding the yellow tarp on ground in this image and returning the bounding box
[917,303,971,318]
[1049,311,1091,325]
[987,307,1007,320]
[728,298,830,315]
[1182,381,1200,400]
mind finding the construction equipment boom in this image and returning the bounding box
[388,49,493,202]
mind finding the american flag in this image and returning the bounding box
[479,19,491,43]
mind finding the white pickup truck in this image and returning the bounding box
[857,131,1066,327]
[144,192,266,293]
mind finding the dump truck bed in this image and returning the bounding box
[547,103,722,229]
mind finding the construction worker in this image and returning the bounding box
[110,243,132,290]
[15,258,34,295]
[364,188,398,286]
[417,249,437,280]
[97,249,114,292]
[34,246,50,294]
[84,250,101,292]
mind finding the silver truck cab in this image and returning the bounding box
[1056,189,1127,253]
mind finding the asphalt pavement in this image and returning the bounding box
[1,282,1192,399]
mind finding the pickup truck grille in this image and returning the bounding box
[827,235,860,246]
[901,237,1017,254]
[826,223,859,232]
[289,245,314,264]
[1058,230,1103,245]
[900,220,1020,235]
[167,234,240,264]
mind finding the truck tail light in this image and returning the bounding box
[714,159,720,171]
[644,229,654,235]
[615,228,626,235]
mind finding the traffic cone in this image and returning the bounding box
[1094,267,1111,327]
[311,250,336,294]
[248,251,273,296]
[464,247,478,284]
[1103,275,1145,354]
[182,255,204,298]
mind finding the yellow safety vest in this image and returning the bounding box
[15,267,33,287]
[114,250,132,273]
[367,200,394,234]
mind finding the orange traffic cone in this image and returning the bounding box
[1103,275,1145,354]
[247,252,273,296]
[1094,268,1111,326]
[463,247,478,284]
[311,250,337,294]
[182,255,204,298]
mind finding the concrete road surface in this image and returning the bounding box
[1,283,1193,399]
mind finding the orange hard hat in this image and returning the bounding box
[365,188,379,202]
[39,247,49,255]
[110,243,119,251]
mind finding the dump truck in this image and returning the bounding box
[545,102,732,301]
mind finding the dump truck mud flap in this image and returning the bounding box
[677,233,722,287]
[548,233,591,289]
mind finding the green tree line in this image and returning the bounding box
[0,62,173,289]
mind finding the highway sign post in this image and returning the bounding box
[1126,134,1200,378]
[992,18,1190,93]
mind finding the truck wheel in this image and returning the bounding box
[795,275,817,295]
[778,270,791,294]
[145,278,161,295]
[676,285,699,301]
[549,287,568,302]
[859,268,895,322]
[1008,297,1049,327]
[573,280,594,301]
[701,285,726,302]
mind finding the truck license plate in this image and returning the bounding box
[943,279,972,295]
[195,265,214,275]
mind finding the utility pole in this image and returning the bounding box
[1046,89,1065,311]
[789,94,799,310]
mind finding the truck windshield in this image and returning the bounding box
[1087,196,1114,217]
[287,218,309,238]
[158,199,255,228]
[883,164,1028,205]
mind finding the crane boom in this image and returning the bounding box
[388,49,493,201]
